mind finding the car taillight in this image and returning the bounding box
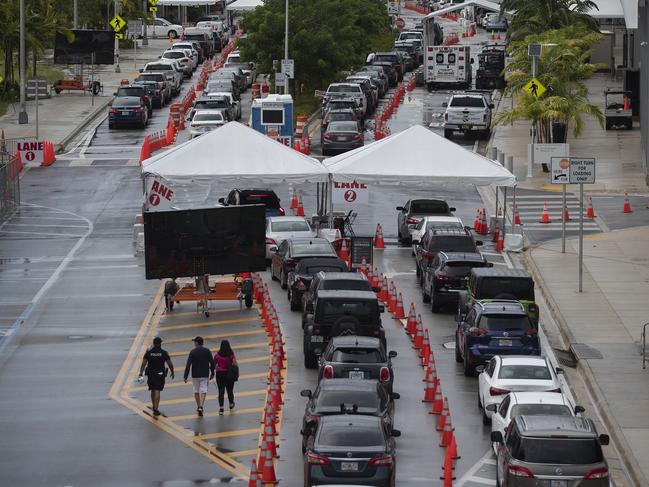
[352,134,361,140]
[507,465,534,478]
[483,113,487,123]
[528,303,539,314]
[444,112,448,122]
[406,217,420,225]
[154,90,160,96]
[285,258,297,266]
[469,327,487,336]
[369,454,393,466]
[584,467,609,479]
[435,272,452,282]
[489,386,509,396]
[323,365,333,379]
[110,108,119,113]
[525,328,538,336]
[278,207,285,216]
[265,238,276,245]
[312,324,321,335]
[307,452,330,465]
[323,133,331,140]
[547,388,562,393]
[379,366,390,382]
[134,107,144,112]
[296,280,307,291]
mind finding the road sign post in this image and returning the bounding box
[568,157,596,292]
[550,157,570,252]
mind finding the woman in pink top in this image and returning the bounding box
[213,340,238,414]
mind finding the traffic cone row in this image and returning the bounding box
[473,208,488,235]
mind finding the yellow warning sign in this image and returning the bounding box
[149,0,159,5]
[109,15,126,32]
[115,33,125,39]
[149,6,158,11]
[523,77,546,98]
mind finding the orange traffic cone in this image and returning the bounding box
[623,193,633,213]
[562,207,571,221]
[422,368,438,402]
[406,304,417,335]
[473,208,480,231]
[374,224,385,249]
[440,407,454,447]
[248,459,261,487]
[394,292,405,319]
[387,282,397,313]
[295,194,305,216]
[539,201,552,223]
[290,188,298,209]
[496,229,504,253]
[441,444,456,486]
[359,258,368,275]
[514,205,522,225]
[423,351,437,384]
[413,317,424,350]
[139,137,151,163]
[477,208,489,235]
[420,330,431,364]
[436,396,450,431]
[263,423,278,458]
[586,197,595,218]
[258,446,277,483]
[339,239,349,262]
[624,95,630,111]
[378,275,388,302]
[492,222,500,243]
[430,382,444,415]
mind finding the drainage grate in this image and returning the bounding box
[552,347,577,368]
[570,343,603,360]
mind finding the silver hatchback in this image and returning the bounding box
[492,415,610,486]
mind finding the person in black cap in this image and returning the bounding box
[183,336,214,416]
[138,336,174,417]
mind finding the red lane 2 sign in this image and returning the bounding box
[333,180,369,205]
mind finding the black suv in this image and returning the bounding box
[287,257,349,311]
[422,251,492,312]
[415,228,482,280]
[303,290,385,368]
[302,272,374,323]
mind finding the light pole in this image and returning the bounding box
[283,0,289,94]
[73,0,78,28]
[114,0,121,72]
[142,0,148,46]
[18,0,28,124]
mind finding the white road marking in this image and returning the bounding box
[455,449,496,486]
[464,475,496,485]
[0,230,87,238]
[4,223,89,228]
[12,216,85,221]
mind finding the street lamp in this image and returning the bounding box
[283,0,289,94]
[18,0,27,124]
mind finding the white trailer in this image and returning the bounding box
[425,45,473,91]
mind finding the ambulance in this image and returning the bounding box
[425,45,473,91]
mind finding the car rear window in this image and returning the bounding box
[328,84,361,93]
[146,64,171,71]
[450,97,486,108]
[163,51,184,58]
[184,34,207,41]
[192,112,224,122]
[321,280,371,292]
[424,221,462,232]
[514,438,603,464]
[373,54,397,63]
[476,278,535,300]
[117,87,143,97]
[331,347,384,363]
[327,101,356,110]
[114,98,142,107]
[240,192,280,208]
[319,300,374,323]
[443,261,487,276]
[305,265,346,274]
[478,314,532,331]
[271,220,310,232]
[292,242,335,256]
[498,365,551,380]
[430,235,477,253]
[327,112,355,123]
[316,390,379,410]
[411,200,449,214]
[327,121,358,133]
[510,404,572,419]
[318,423,384,447]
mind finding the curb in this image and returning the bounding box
[57,98,111,153]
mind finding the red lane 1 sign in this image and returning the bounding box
[333,180,369,205]
[17,141,44,165]
[145,177,174,211]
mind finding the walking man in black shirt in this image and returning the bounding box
[183,336,214,416]
[138,336,174,417]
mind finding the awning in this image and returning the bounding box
[587,0,637,29]
[227,0,263,11]
[423,0,504,19]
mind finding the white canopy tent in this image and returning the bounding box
[142,122,329,183]
[227,0,263,11]
[423,0,504,19]
[324,125,516,188]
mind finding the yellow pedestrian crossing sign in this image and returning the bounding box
[110,15,126,32]
[149,6,157,11]
[149,0,159,5]
[115,33,125,39]
[523,77,546,98]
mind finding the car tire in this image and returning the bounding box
[444,129,452,139]
[481,129,491,140]
[415,264,421,277]
[304,348,318,369]
[108,122,114,129]
[270,265,278,281]
[455,333,463,363]
[422,286,431,303]
[431,292,440,313]
[287,288,291,301]
[290,298,300,311]
[280,270,287,290]
[463,347,475,377]
[482,402,491,425]
[245,294,253,308]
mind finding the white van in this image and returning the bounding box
[425,45,472,90]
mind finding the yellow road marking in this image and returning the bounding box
[128,372,267,392]
[158,316,259,331]
[167,342,268,357]
[163,329,265,344]
[542,185,563,191]
[163,307,240,318]
[200,428,260,439]
[158,388,267,405]
[226,449,259,458]
[584,234,603,241]
[167,406,264,421]
[238,355,269,364]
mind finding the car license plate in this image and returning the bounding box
[550,481,567,487]
[310,336,324,342]
[461,124,471,129]
[341,462,358,472]
[499,339,512,346]
[122,111,131,115]
[349,371,364,379]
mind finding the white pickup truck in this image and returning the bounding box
[443,93,494,139]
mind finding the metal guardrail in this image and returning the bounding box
[0,151,21,221]
[643,323,649,369]
[0,137,36,157]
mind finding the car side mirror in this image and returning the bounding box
[489,103,495,109]
[300,389,312,398]
[158,55,162,58]
[391,392,400,400]
[412,239,419,245]
[488,262,495,267]
[113,92,117,96]
[470,58,475,64]
[372,286,381,292]
[391,429,401,437]
[388,350,397,358]
[396,206,404,211]
[456,313,465,322]
[491,431,503,444]
[475,240,483,246]
[486,404,497,412]
[449,207,456,212]
[138,69,143,73]
[475,365,485,374]
[378,305,385,313]
[442,102,448,107]
[599,434,610,446]
[218,197,225,204]
[555,367,564,374]
[575,405,586,414]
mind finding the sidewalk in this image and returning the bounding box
[489,73,649,486]
[0,38,177,151]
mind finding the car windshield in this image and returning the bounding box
[411,200,449,213]
[328,85,361,93]
[316,390,379,410]
[476,278,535,300]
[510,404,572,419]
[318,424,384,447]
[271,220,310,232]
[240,192,279,208]
[321,280,371,291]
[443,262,486,276]
[292,242,334,256]
[450,97,486,108]
[431,236,476,253]
[327,122,358,133]
[479,314,532,331]
[514,438,603,464]
[194,101,226,110]
[319,299,374,323]
[138,74,163,82]
[184,35,206,41]
[193,113,224,122]
[498,365,551,380]
[331,347,384,363]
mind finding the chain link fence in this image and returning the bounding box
[0,151,21,221]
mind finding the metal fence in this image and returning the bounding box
[0,151,21,221]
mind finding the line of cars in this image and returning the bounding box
[263,214,401,486]
[402,198,611,486]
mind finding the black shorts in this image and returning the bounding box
[147,373,166,391]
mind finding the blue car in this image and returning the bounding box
[108,96,149,129]
[455,300,540,376]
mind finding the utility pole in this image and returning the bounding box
[142,0,149,46]
[19,0,28,124]
[283,0,289,94]
[73,0,78,28]
[114,0,121,72]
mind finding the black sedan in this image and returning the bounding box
[108,96,149,129]
[322,121,364,156]
[318,336,397,393]
[287,257,348,311]
[303,414,399,487]
[270,238,338,289]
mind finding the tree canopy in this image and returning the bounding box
[239,0,393,89]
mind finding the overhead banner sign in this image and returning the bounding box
[145,177,174,211]
[333,180,369,205]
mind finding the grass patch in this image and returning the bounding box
[0,62,65,85]
[294,90,321,118]
[0,100,7,117]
